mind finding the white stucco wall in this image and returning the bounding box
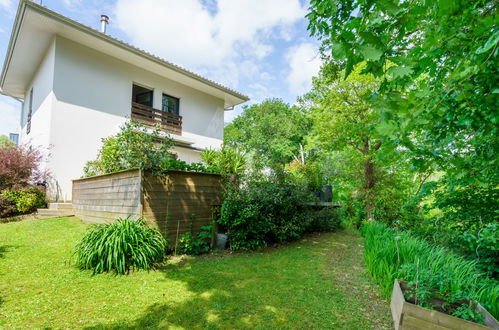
[43,36,225,200]
[19,39,56,158]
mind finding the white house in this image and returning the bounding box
[0,0,248,201]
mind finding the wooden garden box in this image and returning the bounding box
[391,279,498,330]
[72,169,223,245]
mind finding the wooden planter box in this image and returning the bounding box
[72,169,223,246]
[391,279,498,330]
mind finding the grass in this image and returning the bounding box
[0,217,391,329]
[361,222,499,319]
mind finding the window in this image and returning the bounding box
[132,84,153,107]
[27,88,33,134]
[162,94,179,115]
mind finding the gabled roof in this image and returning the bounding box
[0,0,249,108]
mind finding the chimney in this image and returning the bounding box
[100,15,109,34]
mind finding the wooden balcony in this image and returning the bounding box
[131,102,182,135]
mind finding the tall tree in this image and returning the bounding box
[224,98,312,171]
[307,0,498,184]
[304,64,382,220]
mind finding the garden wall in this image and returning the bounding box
[72,169,223,244]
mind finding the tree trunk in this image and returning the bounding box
[364,157,375,221]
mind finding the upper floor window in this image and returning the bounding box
[132,84,153,107]
[162,94,179,115]
[27,88,33,134]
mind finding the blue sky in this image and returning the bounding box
[0,0,321,137]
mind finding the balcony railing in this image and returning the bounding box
[131,102,182,135]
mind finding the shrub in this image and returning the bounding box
[0,187,45,218]
[0,194,16,218]
[0,145,49,190]
[83,121,218,177]
[83,121,173,177]
[0,135,15,148]
[285,160,324,192]
[73,217,167,275]
[306,207,342,233]
[360,222,499,319]
[177,225,212,255]
[218,181,314,250]
[201,146,246,178]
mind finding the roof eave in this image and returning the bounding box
[1,0,249,105]
[0,0,28,90]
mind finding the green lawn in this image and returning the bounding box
[0,217,391,329]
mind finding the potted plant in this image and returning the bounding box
[391,277,498,329]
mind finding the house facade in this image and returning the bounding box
[0,1,248,201]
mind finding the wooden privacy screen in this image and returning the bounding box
[72,169,223,245]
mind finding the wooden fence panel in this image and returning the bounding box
[72,169,142,223]
[72,169,223,246]
[142,171,223,245]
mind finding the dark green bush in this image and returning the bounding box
[218,181,314,250]
[177,225,212,255]
[73,217,167,275]
[306,207,342,233]
[0,187,45,218]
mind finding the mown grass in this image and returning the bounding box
[0,217,391,329]
[361,222,499,319]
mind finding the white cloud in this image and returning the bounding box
[0,0,13,11]
[0,97,20,136]
[285,42,321,95]
[114,0,306,87]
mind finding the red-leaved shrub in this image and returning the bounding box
[0,145,49,190]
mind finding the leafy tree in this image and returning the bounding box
[304,64,383,220]
[307,0,498,184]
[0,135,15,148]
[224,98,312,171]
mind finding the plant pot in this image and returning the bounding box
[216,233,228,249]
[321,185,332,202]
[391,279,498,329]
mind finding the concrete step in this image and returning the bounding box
[48,202,73,210]
[36,208,75,219]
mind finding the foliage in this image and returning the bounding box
[224,98,312,171]
[361,222,499,319]
[0,145,49,190]
[284,160,324,192]
[177,225,212,255]
[303,64,386,220]
[399,182,499,276]
[307,0,498,185]
[218,180,314,250]
[201,146,246,177]
[0,187,45,217]
[73,217,167,275]
[83,121,173,177]
[83,121,218,176]
[0,135,15,148]
[401,266,484,323]
[306,207,342,233]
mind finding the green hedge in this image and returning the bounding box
[361,222,499,319]
[0,187,45,218]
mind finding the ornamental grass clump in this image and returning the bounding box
[73,217,167,275]
[361,222,499,319]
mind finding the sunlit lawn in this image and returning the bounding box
[0,217,391,329]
